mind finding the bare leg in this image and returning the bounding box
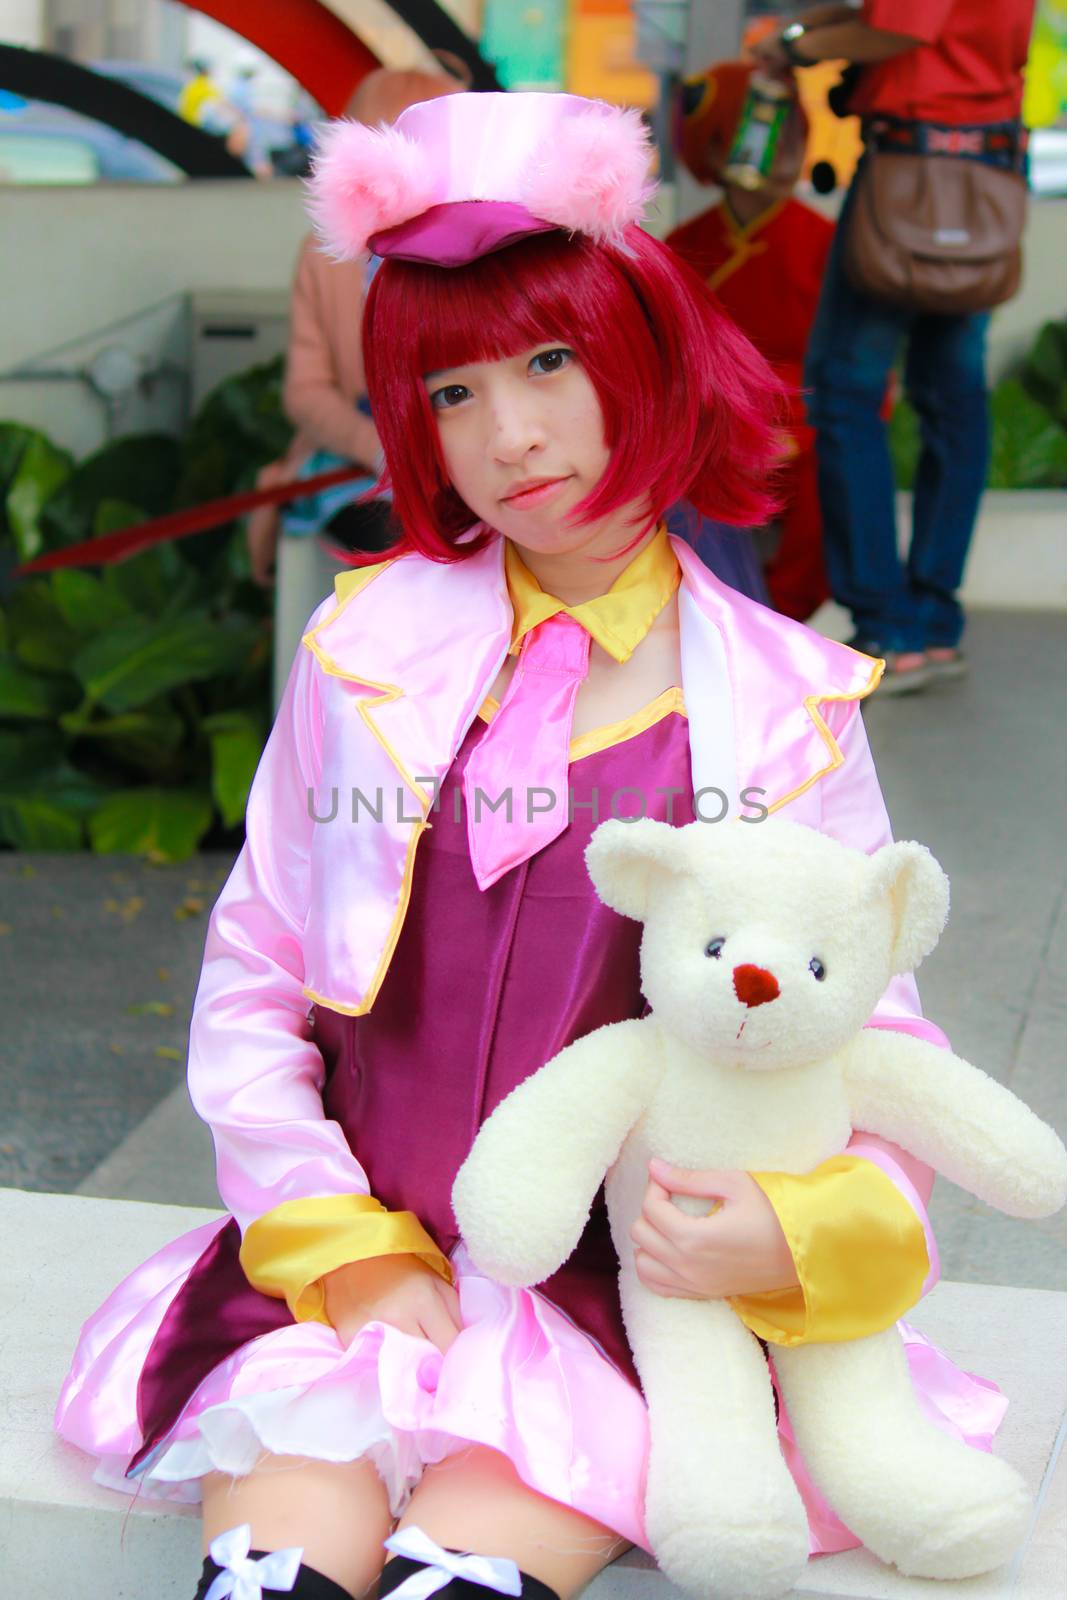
[395,1444,628,1600]
[202,1453,393,1599]
[775,1329,1031,1579]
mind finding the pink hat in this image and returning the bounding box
[307,91,657,267]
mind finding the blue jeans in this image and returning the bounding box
[804,172,991,651]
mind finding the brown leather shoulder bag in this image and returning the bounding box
[844,145,1028,315]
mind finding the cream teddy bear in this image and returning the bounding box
[452,818,1067,1600]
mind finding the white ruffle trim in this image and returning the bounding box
[96,1374,468,1516]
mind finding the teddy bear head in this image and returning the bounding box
[585,817,949,1071]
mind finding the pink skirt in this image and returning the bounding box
[56,1222,1007,1556]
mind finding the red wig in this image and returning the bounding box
[361,224,786,562]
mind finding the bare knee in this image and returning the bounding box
[202,1453,392,1598]
[396,1445,629,1600]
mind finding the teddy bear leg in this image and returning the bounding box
[620,1274,809,1600]
[774,1329,1031,1579]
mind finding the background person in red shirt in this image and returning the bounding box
[757,1,1036,692]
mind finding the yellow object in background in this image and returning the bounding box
[1023,0,1067,127]
[566,0,656,109]
[794,60,864,190]
[177,72,222,129]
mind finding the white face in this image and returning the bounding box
[637,869,894,1073]
[422,342,644,556]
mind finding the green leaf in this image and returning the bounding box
[6,580,83,673]
[177,357,292,508]
[5,433,74,563]
[0,606,7,653]
[72,612,259,713]
[51,568,134,637]
[62,700,187,772]
[888,397,920,492]
[39,434,181,550]
[102,541,192,618]
[0,726,66,781]
[0,755,104,849]
[203,710,265,826]
[0,653,78,720]
[89,787,213,862]
[0,423,34,500]
[93,498,144,537]
[1023,318,1067,391]
[988,378,1067,488]
[0,795,83,850]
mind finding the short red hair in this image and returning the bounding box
[361,224,785,562]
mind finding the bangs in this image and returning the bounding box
[361,226,786,563]
[388,236,595,380]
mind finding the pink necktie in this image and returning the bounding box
[464,611,591,891]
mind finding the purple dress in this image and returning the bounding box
[118,707,695,1537]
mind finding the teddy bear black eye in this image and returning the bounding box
[705,937,726,959]
[809,957,827,982]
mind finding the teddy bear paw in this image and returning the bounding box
[649,1507,809,1600]
[870,1455,1032,1580]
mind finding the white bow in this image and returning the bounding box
[204,1524,303,1600]
[384,1526,523,1598]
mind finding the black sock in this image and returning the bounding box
[193,1549,353,1599]
[378,1554,560,1600]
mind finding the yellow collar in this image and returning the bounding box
[504,525,680,664]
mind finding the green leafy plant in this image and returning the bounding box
[0,360,289,860]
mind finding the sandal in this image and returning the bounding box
[848,638,932,696]
[926,646,969,680]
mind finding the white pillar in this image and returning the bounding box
[4,0,46,48]
[675,0,745,224]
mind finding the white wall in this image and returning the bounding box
[2,1,44,47]
[0,178,310,456]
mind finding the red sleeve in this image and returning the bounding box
[862,0,953,45]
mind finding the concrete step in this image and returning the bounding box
[3,1187,1065,1599]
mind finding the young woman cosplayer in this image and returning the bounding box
[56,94,1005,1600]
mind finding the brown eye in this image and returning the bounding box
[705,937,726,959]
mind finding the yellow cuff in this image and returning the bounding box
[239,1194,453,1324]
[729,1155,930,1347]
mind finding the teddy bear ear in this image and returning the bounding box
[864,841,950,975]
[584,818,688,921]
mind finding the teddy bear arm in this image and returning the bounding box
[452,1018,657,1286]
[843,1030,1067,1218]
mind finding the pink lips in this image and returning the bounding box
[501,475,571,509]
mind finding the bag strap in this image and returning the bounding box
[863,114,1028,175]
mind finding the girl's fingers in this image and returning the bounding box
[649,1158,737,1201]
[630,1212,686,1264]
[634,1251,700,1299]
[642,1180,712,1240]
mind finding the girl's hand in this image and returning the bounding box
[322,1253,463,1351]
[630,1160,799,1301]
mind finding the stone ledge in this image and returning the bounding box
[3,1187,1065,1600]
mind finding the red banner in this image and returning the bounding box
[16,464,369,575]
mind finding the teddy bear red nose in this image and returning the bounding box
[732,964,780,1008]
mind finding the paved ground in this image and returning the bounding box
[1,609,1064,1287]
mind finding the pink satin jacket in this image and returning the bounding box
[189,533,947,1237]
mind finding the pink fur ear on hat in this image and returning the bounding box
[306,118,439,261]
[307,96,656,263]
[519,104,656,241]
